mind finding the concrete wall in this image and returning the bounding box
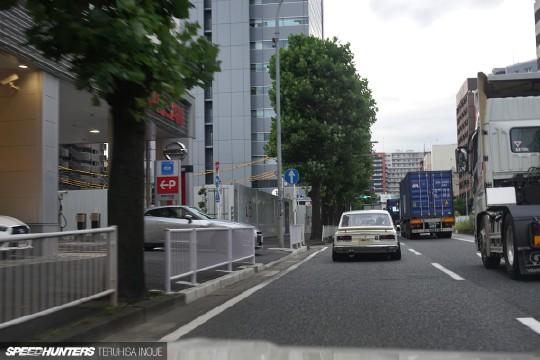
[0,70,59,232]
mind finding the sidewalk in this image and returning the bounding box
[145,236,298,292]
[23,245,321,342]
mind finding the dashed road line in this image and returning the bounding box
[517,317,540,335]
[160,247,329,342]
[452,236,475,243]
[431,263,465,281]
[407,248,422,256]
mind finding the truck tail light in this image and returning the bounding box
[442,216,455,224]
[378,234,395,240]
[530,220,540,248]
[336,235,352,241]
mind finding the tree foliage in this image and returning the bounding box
[2,0,220,300]
[266,35,377,235]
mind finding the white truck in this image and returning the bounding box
[457,72,540,279]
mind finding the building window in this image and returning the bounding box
[252,133,270,141]
[251,86,270,95]
[250,17,308,28]
[250,39,288,50]
[251,108,275,119]
[250,63,269,72]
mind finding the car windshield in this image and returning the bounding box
[510,126,540,153]
[340,213,392,227]
[186,207,213,220]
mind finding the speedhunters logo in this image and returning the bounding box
[0,343,166,359]
[5,347,94,357]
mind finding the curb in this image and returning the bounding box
[180,246,307,304]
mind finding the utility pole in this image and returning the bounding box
[275,0,285,248]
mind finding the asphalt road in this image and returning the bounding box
[108,234,540,353]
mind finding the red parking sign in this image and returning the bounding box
[157,176,179,194]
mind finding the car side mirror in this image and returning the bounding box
[455,147,469,174]
[184,214,193,224]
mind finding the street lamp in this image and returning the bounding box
[275,0,285,248]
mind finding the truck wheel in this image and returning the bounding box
[480,216,501,269]
[332,250,341,262]
[504,216,522,279]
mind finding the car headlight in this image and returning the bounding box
[0,226,7,232]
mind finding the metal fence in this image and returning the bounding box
[455,216,471,224]
[0,227,117,330]
[164,227,255,292]
[322,225,338,243]
[290,224,305,249]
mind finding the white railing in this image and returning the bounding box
[164,227,255,292]
[455,216,470,224]
[0,227,117,330]
[290,224,305,249]
[322,225,338,243]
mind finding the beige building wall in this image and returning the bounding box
[0,70,59,232]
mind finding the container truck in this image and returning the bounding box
[456,72,540,278]
[399,170,454,239]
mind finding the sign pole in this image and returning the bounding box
[293,183,297,225]
[215,161,222,220]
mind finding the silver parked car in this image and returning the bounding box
[144,205,263,250]
[0,215,32,250]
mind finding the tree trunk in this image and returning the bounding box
[310,182,322,240]
[108,106,146,301]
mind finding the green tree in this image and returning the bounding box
[266,35,376,239]
[1,1,219,300]
[454,196,465,216]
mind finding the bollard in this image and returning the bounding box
[90,213,101,228]
[76,213,87,230]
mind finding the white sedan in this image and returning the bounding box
[144,206,262,250]
[0,215,32,250]
[332,210,401,261]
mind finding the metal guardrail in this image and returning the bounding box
[455,216,471,224]
[164,227,255,292]
[0,227,117,330]
[290,224,305,249]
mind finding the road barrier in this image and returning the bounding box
[322,225,338,243]
[164,227,255,292]
[289,224,305,249]
[0,227,117,330]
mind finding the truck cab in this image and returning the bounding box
[457,72,540,278]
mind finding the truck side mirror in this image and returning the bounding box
[455,147,469,174]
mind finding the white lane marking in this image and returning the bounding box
[452,236,475,243]
[517,318,540,335]
[431,263,465,281]
[407,248,422,256]
[476,252,481,258]
[160,247,329,342]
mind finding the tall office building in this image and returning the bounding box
[189,0,324,192]
[386,151,426,194]
[370,152,388,194]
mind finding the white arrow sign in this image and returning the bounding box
[160,179,177,190]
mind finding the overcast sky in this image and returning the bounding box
[324,0,537,153]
